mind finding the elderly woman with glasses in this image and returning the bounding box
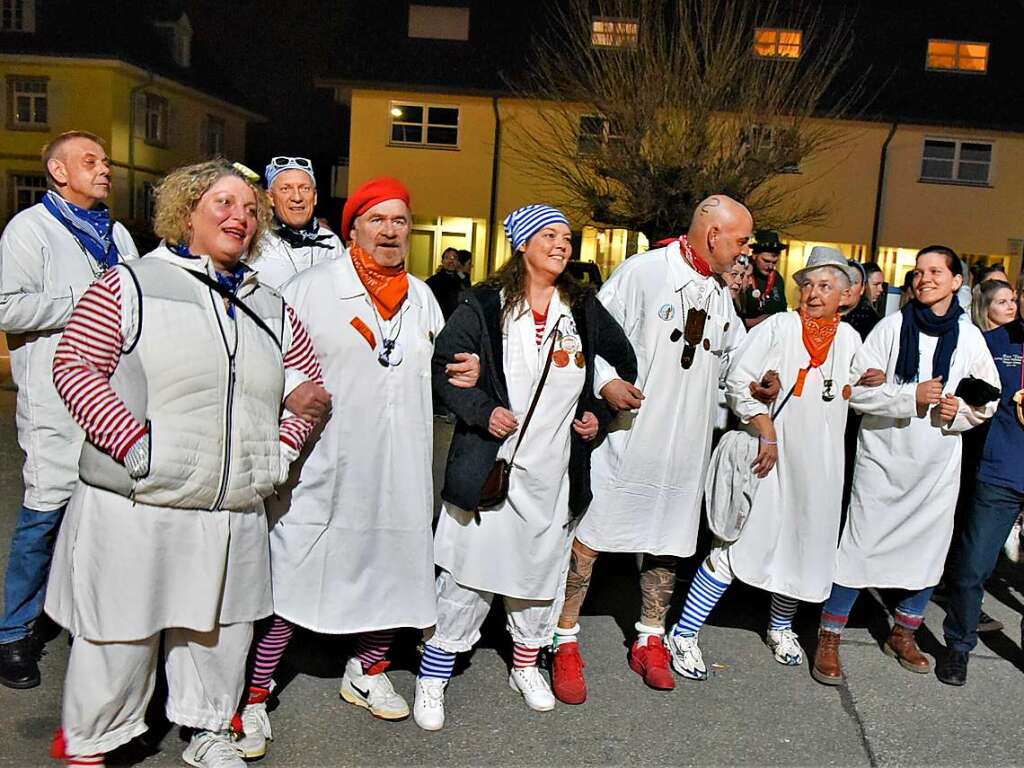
[45,159,326,768]
[412,204,636,730]
[666,247,874,679]
[248,156,345,290]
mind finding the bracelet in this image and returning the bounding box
[759,436,777,445]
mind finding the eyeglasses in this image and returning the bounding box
[269,156,313,169]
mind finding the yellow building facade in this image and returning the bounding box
[0,54,261,234]
[339,85,1024,291]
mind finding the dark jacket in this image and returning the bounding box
[425,269,465,320]
[843,298,881,341]
[432,285,637,518]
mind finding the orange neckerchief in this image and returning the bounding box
[350,243,409,321]
[794,310,840,397]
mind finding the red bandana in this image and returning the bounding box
[794,310,840,397]
[350,243,409,321]
[656,234,713,277]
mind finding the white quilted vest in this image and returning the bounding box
[78,251,286,510]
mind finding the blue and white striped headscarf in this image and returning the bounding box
[503,204,570,252]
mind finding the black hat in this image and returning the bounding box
[751,229,788,253]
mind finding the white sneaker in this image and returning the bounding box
[666,632,708,680]
[508,666,556,712]
[413,676,447,731]
[182,731,245,768]
[234,699,272,759]
[1004,518,1022,563]
[766,628,804,666]
[339,657,410,720]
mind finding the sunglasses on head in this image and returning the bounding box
[270,156,312,169]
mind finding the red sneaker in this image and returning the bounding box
[552,642,587,704]
[629,635,676,690]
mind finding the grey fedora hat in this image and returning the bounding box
[792,245,857,285]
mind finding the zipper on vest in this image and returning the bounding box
[212,354,236,510]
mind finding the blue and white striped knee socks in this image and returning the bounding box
[769,593,800,631]
[419,644,456,680]
[672,564,730,637]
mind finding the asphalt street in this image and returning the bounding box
[0,394,1022,767]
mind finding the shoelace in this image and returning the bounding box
[193,734,241,766]
[559,647,585,675]
[423,683,445,705]
[646,640,672,667]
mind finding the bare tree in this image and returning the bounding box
[506,0,861,243]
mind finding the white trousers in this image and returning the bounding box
[706,544,737,582]
[429,535,575,654]
[62,622,252,756]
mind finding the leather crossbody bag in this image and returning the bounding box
[478,328,557,510]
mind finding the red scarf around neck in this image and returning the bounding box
[794,310,840,397]
[350,243,409,320]
[655,234,714,277]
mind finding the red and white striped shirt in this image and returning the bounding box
[532,309,547,347]
[52,268,323,462]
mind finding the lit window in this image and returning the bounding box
[577,115,625,156]
[754,28,802,59]
[926,40,989,73]
[204,115,225,156]
[921,138,992,185]
[144,93,168,146]
[1,0,35,32]
[408,5,469,41]
[7,76,47,127]
[12,173,46,214]
[389,102,459,148]
[591,17,639,49]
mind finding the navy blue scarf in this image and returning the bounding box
[42,190,121,270]
[895,298,964,384]
[168,242,250,318]
[274,216,333,249]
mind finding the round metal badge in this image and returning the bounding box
[658,303,675,321]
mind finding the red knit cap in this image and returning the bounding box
[341,177,411,242]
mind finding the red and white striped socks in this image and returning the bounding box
[512,643,540,668]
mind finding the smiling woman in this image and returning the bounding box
[44,158,328,766]
[418,203,637,730]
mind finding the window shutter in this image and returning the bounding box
[165,101,178,148]
[132,91,147,139]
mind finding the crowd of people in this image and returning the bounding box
[0,130,1019,767]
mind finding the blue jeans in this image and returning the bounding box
[822,583,935,622]
[0,505,65,644]
[943,480,1023,653]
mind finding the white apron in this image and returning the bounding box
[270,256,444,634]
[575,243,745,557]
[722,312,861,602]
[46,484,271,642]
[836,312,999,590]
[434,292,585,601]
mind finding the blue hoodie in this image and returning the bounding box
[977,321,1024,494]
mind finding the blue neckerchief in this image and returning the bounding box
[273,215,333,249]
[895,298,964,384]
[169,242,250,318]
[42,190,121,270]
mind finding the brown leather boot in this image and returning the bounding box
[883,624,931,673]
[812,629,844,685]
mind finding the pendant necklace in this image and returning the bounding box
[822,353,837,402]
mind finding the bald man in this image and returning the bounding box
[550,196,754,703]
